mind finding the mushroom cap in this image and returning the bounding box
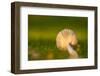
[56,29,78,51]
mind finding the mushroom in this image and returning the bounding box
[56,29,79,59]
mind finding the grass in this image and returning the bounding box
[28,39,69,60]
[28,39,88,60]
[28,15,88,60]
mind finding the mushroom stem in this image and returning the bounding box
[67,44,79,59]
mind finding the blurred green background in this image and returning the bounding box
[28,15,88,60]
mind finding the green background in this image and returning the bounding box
[28,15,88,60]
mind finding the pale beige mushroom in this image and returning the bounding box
[56,29,79,59]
